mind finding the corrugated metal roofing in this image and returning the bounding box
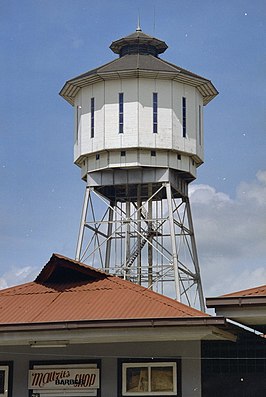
[222,284,266,297]
[0,253,206,324]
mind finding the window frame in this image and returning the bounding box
[0,362,13,397]
[119,359,180,397]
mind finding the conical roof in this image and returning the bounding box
[60,30,218,106]
[110,29,168,57]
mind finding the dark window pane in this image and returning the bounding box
[151,367,174,392]
[119,93,124,133]
[153,93,158,133]
[182,97,186,137]
[91,97,95,138]
[126,367,148,392]
[0,370,5,394]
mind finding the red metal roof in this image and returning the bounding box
[222,284,266,298]
[0,254,206,324]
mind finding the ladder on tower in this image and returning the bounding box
[122,206,162,272]
[124,229,155,269]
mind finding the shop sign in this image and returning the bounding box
[28,368,99,390]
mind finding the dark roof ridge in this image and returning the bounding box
[35,253,107,283]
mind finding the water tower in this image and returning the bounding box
[60,28,218,311]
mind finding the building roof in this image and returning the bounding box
[206,284,266,307]
[222,284,266,298]
[110,30,168,56]
[206,285,266,330]
[0,254,245,345]
[60,30,218,106]
[0,253,207,325]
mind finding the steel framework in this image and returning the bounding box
[75,169,205,311]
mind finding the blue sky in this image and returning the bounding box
[1,0,265,296]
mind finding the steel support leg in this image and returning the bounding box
[75,187,91,261]
[165,182,181,301]
[105,202,114,272]
[185,197,205,311]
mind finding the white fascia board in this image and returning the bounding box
[0,325,236,346]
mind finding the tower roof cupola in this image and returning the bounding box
[110,29,168,58]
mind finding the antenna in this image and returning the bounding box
[136,13,142,31]
[153,5,156,34]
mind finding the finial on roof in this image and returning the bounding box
[136,15,142,31]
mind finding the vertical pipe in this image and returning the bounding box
[165,182,181,301]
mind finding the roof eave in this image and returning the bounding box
[0,316,222,331]
[0,317,239,345]
[206,296,266,308]
[59,70,218,106]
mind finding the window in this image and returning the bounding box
[121,151,126,157]
[119,93,124,133]
[177,154,181,160]
[153,93,158,133]
[121,361,178,396]
[96,154,100,160]
[151,151,156,157]
[182,97,186,138]
[91,97,95,138]
[199,105,202,145]
[0,363,12,397]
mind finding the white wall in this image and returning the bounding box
[73,78,204,169]
[0,340,202,397]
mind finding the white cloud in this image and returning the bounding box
[189,170,266,297]
[0,266,39,290]
[0,171,265,303]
